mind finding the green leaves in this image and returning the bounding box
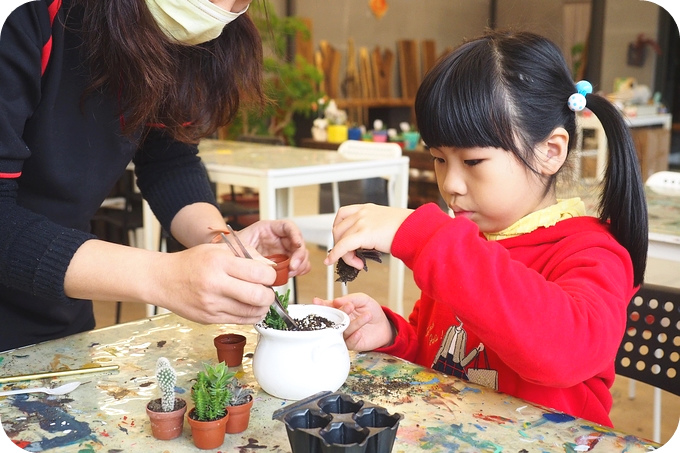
[191,362,235,421]
[263,289,290,330]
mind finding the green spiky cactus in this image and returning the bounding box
[156,357,177,412]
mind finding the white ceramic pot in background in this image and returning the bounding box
[253,304,350,400]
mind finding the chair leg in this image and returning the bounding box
[115,301,122,324]
[653,387,661,443]
[291,277,299,304]
[326,263,334,301]
[628,378,636,399]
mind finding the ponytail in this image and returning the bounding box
[583,94,648,286]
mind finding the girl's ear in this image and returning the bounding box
[537,127,569,176]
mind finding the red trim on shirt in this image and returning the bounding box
[41,0,63,76]
[41,39,53,76]
[146,122,194,128]
[0,172,22,179]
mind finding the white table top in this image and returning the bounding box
[198,139,410,189]
[197,139,410,314]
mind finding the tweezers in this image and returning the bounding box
[220,226,299,330]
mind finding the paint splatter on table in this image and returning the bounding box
[0,314,660,452]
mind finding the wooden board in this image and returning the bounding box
[421,40,437,78]
[398,40,419,99]
[295,18,314,64]
[319,40,341,99]
[344,38,360,100]
[359,47,374,99]
[371,46,394,98]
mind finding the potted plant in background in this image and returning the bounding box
[187,362,233,449]
[219,0,325,145]
[145,357,187,440]
[224,376,255,434]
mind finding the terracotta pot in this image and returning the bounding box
[146,398,187,440]
[225,395,254,434]
[266,254,291,286]
[187,408,229,450]
[209,229,231,244]
[214,333,247,367]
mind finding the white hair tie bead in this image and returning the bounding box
[568,93,587,112]
[568,80,592,112]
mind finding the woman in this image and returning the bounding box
[0,0,310,351]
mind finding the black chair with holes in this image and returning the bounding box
[615,283,680,443]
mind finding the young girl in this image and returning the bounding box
[318,30,648,427]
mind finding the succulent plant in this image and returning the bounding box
[191,362,235,421]
[227,377,253,407]
[263,289,291,330]
[155,357,177,412]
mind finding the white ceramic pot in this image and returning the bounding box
[253,304,350,400]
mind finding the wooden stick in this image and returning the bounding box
[0,365,119,384]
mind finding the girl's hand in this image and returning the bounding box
[236,220,311,278]
[313,293,394,351]
[323,204,413,271]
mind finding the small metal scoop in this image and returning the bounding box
[221,227,299,330]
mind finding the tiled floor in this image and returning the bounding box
[95,185,680,445]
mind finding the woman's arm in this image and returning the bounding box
[64,238,277,325]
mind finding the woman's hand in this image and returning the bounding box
[323,204,413,271]
[154,243,277,325]
[313,293,394,351]
[65,239,278,326]
[236,219,311,279]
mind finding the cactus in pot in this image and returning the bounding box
[146,357,187,440]
[157,358,180,411]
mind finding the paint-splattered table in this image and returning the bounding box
[0,313,659,452]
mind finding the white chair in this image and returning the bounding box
[645,170,680,196]
[289,140,403,300]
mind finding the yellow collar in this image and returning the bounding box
[484,198,586,241]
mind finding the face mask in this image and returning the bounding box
[146,0,249,45]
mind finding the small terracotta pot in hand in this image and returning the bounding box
[266,254,291,286]
[214,333,247,367]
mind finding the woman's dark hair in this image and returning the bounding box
[415,29,647,286]
[71,0,266,143]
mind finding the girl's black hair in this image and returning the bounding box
[415,29,647,286]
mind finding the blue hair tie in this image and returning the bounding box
[568,80,593,112]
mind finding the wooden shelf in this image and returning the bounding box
[334,98,414,109]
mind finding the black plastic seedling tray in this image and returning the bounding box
[272,391,403,453]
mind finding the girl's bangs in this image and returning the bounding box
[416,43,516,152]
